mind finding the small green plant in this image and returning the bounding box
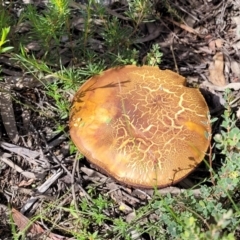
[111,48,139,65]
[0,27,13,53]
[23,0,70,52]
[0,7,12,30]
[146,43,163,66]
[101,17,132,50]
[212,89,240,202]
[126,0,154,25]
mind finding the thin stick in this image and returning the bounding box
[170,39,179,74]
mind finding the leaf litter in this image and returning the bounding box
[1,0,240,239]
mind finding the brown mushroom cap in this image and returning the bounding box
[69,65,211,188]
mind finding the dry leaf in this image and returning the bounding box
[166,17,199,35]
[233,16,240,40]
[201,81,240,91]
[11,208,66,239]
[208,40,216,53]
[215,39,223,48]
[18,179,35,187]
[230,61,240,82]
[209,52,226,86]
[134,22,161,43]
[12,208,44,234]
[208,39,223,53]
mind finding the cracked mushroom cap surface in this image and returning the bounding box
[69,65,211,188]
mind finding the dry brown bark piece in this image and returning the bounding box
[0,83,19,143]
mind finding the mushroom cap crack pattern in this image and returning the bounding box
[70,65,211,188]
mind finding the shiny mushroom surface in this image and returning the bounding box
[69,65,211,188]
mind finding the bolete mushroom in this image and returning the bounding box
[69,65,211,188]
